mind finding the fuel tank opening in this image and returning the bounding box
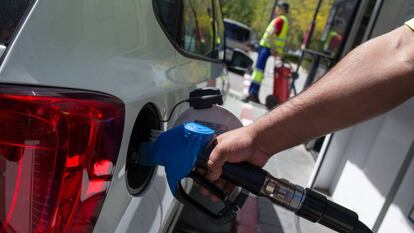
[126,103,160,196]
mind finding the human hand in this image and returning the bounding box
[206,126,271,182]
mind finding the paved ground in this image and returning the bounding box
[174,52,334,233]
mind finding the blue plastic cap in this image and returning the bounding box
[151,122,215,195]
[184,122,215,135]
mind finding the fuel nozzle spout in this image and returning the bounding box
[209,160,305,211]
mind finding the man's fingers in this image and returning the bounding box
[207,146,228,181]
[224,182,235,195]
[206,163,222,181]
[209,194,221,203]
[200,186,210,196]
[215,178,227,191]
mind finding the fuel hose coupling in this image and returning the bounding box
[259,174,305,212]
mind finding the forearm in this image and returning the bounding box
[250,25,414,156]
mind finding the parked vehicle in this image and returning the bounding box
[223,18,251,60]
[0,0,250,232]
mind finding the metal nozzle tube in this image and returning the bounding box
[259,174,305,211]
[213,156,306,212]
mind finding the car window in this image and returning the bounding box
[0,0,33,45]
[224,21,251,42]
[180,0,214,56]
[154,0,223,61]
[154,0,181,42]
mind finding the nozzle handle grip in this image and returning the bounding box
[198,144,268,195]
[221,162,268,195]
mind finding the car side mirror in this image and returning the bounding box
[226,49,253,76]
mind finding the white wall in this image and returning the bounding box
[377,154,414,233]
[330,99,414,228]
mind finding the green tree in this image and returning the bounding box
[250,0,275,39]
[221,0,256,26]
[287,0,334,50]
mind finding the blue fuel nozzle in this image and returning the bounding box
[138,122,371,233]
[139,122,250,222]
[139,122,215,195]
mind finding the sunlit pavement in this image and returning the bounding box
[224,52,334,233]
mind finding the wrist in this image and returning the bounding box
[245,124,260,141]
[245,123,273,159]
[249,101,299,156]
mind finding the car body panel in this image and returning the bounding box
[0,0,218,100]
[0,0,224,232]
[0,45,5,57]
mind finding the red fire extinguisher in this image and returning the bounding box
[265,60,296,110]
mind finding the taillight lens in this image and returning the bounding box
[0,85,125,233]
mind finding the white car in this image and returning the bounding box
[0,0,249,232]
[223,18,251,56]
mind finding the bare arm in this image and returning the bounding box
[207,25,414,181]
[252,25,414,155]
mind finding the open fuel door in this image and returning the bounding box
[174,88,242,131]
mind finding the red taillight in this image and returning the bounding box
[0,85,125,233]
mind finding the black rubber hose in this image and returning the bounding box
[351,221,372,233]
[198,144,372,233]
[296,188,373,233]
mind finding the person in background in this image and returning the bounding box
[322,21,345,56]
[243,2,290,103]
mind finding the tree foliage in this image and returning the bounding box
[221,0,334,50]
[221,0,256,26]
[287,0,334,50]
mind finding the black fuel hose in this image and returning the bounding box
[213,161,373,233]
[352,222,372,233]
[295,188,372,233]
[199,145,372,233]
